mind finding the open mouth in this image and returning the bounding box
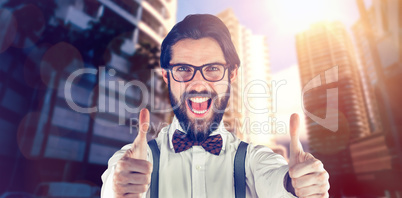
[186,97,212,116]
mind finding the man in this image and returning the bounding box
[101,14,329,198]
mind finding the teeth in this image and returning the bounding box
[189,97,210,103]
[192,109,207,114]
[188,97,210,114]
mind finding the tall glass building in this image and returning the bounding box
[296,21,370,196]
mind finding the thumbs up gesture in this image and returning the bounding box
[288,113,330,198]
[113,108,153,198]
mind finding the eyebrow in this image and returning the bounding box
[169,62,227,67]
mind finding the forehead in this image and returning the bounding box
[170,37,226,65]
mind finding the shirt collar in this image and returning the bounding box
[167,115,228,152]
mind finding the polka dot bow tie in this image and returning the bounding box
[172,130,223,155]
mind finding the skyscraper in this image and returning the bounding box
[98,0,177,46]
[217,9,273,145]
[0,0,177,192]
[349,0,402,196]
[216,9,245,139]
[296,21,370,195]
[352,7,383,134]
[242,33,274,146]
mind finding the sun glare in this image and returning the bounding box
[267,0,343,33]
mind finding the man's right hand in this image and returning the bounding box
[113,108,152,198]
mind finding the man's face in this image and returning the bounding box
[162,37,237,142]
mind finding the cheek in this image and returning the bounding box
[170,81,186,99]
[212,79,231,97]
[214,85,230,98]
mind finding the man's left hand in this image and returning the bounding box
[288,113,330,198]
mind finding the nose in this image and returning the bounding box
[192,70,204,81]
[187,70,210,92]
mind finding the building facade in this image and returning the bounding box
[216,9,245,139]
[296,21,370,196]
[241,33,274,146]
[0,0,176,193]
[217,9,274,146]
[350,0,402,196]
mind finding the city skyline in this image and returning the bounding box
[178,1,402,196]
[0,0,400,197]
[176,0,372,73]
[175,1,374,149]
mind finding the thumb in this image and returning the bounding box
[289,113,304,165]
[129,108,150,160]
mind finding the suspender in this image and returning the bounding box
[147,140,249,198]
[234,141,249,198]
[148,139,160,198]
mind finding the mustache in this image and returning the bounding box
[180,90,217,102]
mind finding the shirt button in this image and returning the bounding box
[196,165,201,170]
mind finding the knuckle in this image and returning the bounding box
[136,194,144,198]
[145,174,152,184]
[314,160,323,170]
[138,174,148,184]
[291,179,297,188]
[145,162,153,173]
[114,172,125,184]
[118,186,126,194]
[320,185,327,193]
[295,188,303,196]
[115,162,123,172]
[113,183,123,194]
[319,172,327,181]
[139,184,148,193]
[288,167,296,178]
[325,171,330,179]
[117,160,127,171]
[294,188,299,196]
[113,173,120,183]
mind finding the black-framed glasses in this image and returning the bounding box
[168,63,229,82]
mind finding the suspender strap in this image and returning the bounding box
[234,141,249,198]
[148,139,160,198]
[148,139,248,198]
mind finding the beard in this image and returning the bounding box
[168,77,231,142]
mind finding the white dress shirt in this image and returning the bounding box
[101,116,296,198]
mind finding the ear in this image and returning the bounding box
[229,66,238,83]
[162,69,169,84]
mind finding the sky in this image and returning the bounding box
[175,0,372,148]
[176,0,371,73]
